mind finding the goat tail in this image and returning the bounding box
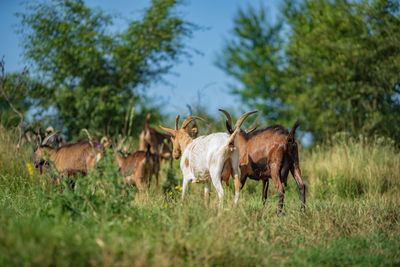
[222,127,240,156]
[228,127,240,145]
[287,120,300,143]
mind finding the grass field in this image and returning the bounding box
[0,128,399,266]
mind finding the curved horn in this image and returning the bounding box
[181,116,207,129]
[116,136,126,151]
[42,131,60,145]
[45,126,54,135]
[175,115,180,130]
[159,125,176,136]
[100,136,109,144]
[186,104,193,115]
[218,109,233,129]
[37,128,43,145]
[235,110,258,129]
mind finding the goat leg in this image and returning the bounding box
[155,171,159,187]
[262,179,269,205]
[239,167,248,190]
[290,167,306,212]
[181,177,191,201]
[233,175,241,205]
[204,181,211,207]
[210,168,224,209]
[271,165,285,215]
[232,154,241,205]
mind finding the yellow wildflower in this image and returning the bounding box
[164,204,168,208]
[174,185,179,190]
[169,191,173,196]
[26,163,34,177]
[179,187,183,191]
[96,238,105,248]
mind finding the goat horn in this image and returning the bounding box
[116,136,127,151]
[235,110,258,129]
[159,125,176,136]
[175,115,180,130]
[45,126,54,135]
[181,116,207,129]
[42,131,60,145]
[100,136,108,144]
[186,104,193,115]
[37,130,42,145]
[218,109,233,129]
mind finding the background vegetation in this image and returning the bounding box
[217,0,400,143]
[0,127,399,266]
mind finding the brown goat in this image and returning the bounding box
[115,145,156,190]
[33,132,103,180]
[139,114,174,164]
[219,110,305,213]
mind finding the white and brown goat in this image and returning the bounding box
[160,111,256,206]
[219,109,306,213]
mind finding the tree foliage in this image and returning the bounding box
[17,0,196,137]
[215,5,290,125]
[0,59,30,128]
[217,0,400,143]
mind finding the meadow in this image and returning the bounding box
[0,127,399,266]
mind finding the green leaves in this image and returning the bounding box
[216,4,288,125]
[17,0,195,138]
[218,0,400,144]
[283,0,400,142]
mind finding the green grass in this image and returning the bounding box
[0,128,399,266]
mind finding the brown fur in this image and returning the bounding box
[160,125,194,160]
[221,111,305,213]
[33,140,103,182]
[116,146,158,190]
[139,113,172,162]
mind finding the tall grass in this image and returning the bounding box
[303,137,400,200]
[0,127,399,266]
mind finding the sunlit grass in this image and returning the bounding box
[0,127,399,266]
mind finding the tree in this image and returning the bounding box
[17,0,196,138]
[215,5,292,126]
[283,0,400,142]
[217,0,400,143]
[0,71,30,128]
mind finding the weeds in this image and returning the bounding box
[0,128,399,266]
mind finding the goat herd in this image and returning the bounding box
[32,110,305,213]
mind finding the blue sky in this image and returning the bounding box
[0,0,280,118]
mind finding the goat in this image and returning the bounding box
[160,111,256,206]
[33,132,103,180]
[115,145,156,190]
[31,126,65,149]
[219,109,305,213]
[139,113,176,164]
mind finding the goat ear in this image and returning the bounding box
[246,126,257,134]
[159,125,176,136]
[187,127,198,138]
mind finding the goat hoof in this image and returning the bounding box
[275,210,283,216]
